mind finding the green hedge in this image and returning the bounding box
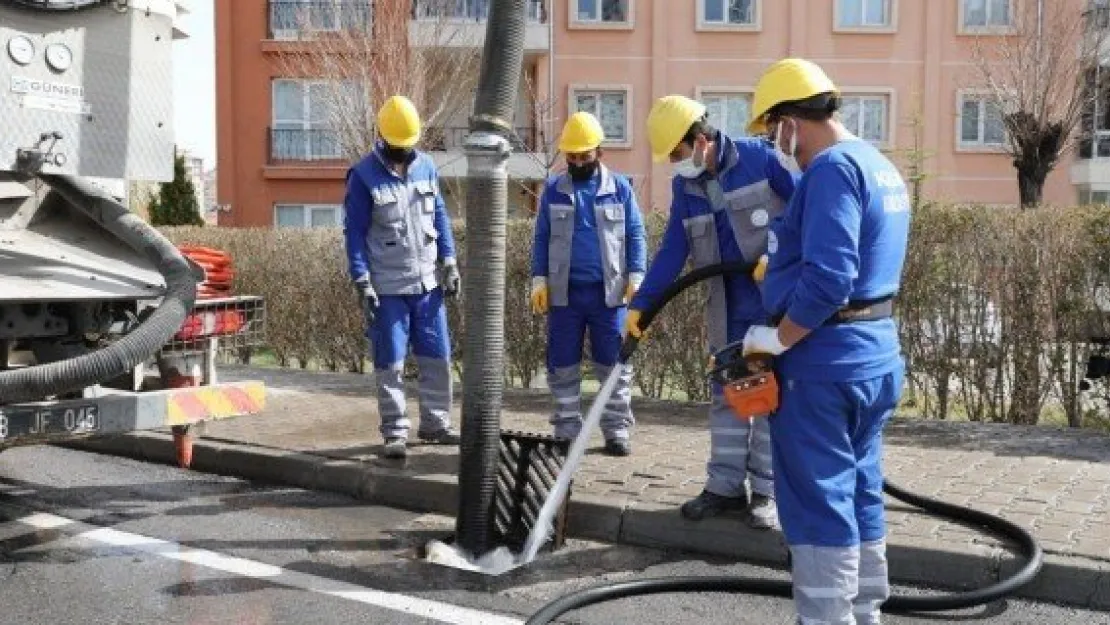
[162,203,1110,429]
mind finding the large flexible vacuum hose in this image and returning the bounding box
[0,174,197,404]
[526,261,1043,624]
[456,0,528,557]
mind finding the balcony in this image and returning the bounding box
[266,126,551,180]
[424,125,538,152]
[411,0,547,22]
[424,126,551,180]
[268,1,372,41]
[409,0,549,53]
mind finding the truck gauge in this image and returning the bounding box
[45,43,73,72]
[7,35,35,66]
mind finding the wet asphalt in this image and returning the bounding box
[0,445,1105,625]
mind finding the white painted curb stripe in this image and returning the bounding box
[16,511,524,625]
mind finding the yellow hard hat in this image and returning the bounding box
[748,58,839,135]
[558,111,605,153]
[646,95,707,163]
[377,95,422,148]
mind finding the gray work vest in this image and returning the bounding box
[680,177,785,350]
[367,177,441,296]
[545,166,629,308]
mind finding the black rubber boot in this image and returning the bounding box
[604,439,631,457]
[680,489,748,521]
[417,428,460,445]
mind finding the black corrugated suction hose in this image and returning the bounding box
[0,174,196,404]
[456,0,529,557]
[527,261,1044,624]
[2,0,104,10]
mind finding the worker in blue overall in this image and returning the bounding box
[743,58,911,624]
[531,111,647,457]
[343,95,462,460]
[629,95,799,529]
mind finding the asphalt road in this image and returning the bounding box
[0,445,1105,625]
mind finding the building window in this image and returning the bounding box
[961,0,1011,30]
[840,94,890,144]
[701,0,756,26]
[1079,189,1110,205]
[958,94,1006,148]
[574,0,629,24]
[1080,64,1110,158]
[701,91,752,138]
[274,204,343,228]
[836,0,892,28]
[271,79,348,161]
[571,88,630,146]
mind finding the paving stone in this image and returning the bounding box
[1034,523,1080,544]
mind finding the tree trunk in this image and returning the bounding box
[1016,165,1048,208]
[1007,270,1043,424]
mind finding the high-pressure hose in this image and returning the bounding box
[526,261,1044,624]
[456,0,528,557]
[0,174,197,404]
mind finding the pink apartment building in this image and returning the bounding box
[217,0,1103,228]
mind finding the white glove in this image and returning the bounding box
[742,325,787,357]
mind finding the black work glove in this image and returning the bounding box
[356,279,380,327]
[442,260,461,299]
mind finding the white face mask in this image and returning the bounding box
[773,119,801,174]
[673,139,709,179]
[673,157,706,179]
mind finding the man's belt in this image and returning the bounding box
[771,296,895,326]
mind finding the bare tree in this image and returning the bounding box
[890,94,935,212]
[268,0,483,162]
[970,0,1109,207]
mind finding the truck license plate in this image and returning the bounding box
[0,403,100,441]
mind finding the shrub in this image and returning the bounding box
[161,202,1110,428]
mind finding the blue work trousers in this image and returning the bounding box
[369,289,452,440]
[770,363,904,625]
[546,282,633,441]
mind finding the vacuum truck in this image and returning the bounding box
[0,0,265,465]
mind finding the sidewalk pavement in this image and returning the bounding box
[63,365,1110,609]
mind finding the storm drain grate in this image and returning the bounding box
[493,430,572,554]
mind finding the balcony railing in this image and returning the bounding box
[268,126,543,164]
[268,1,372,40]
[412,0,547,23]
[423,126,540,152]
[269,127,345,163]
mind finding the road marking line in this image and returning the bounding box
[19,512,76,530]
[14,511,524,625]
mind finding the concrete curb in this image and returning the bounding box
[58,433,1110,610]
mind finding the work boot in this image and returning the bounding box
[418,428,460,445]
[382,437,407,459]
[747,493,778,530]
[680,489,747,521]
[604,439,631,457]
